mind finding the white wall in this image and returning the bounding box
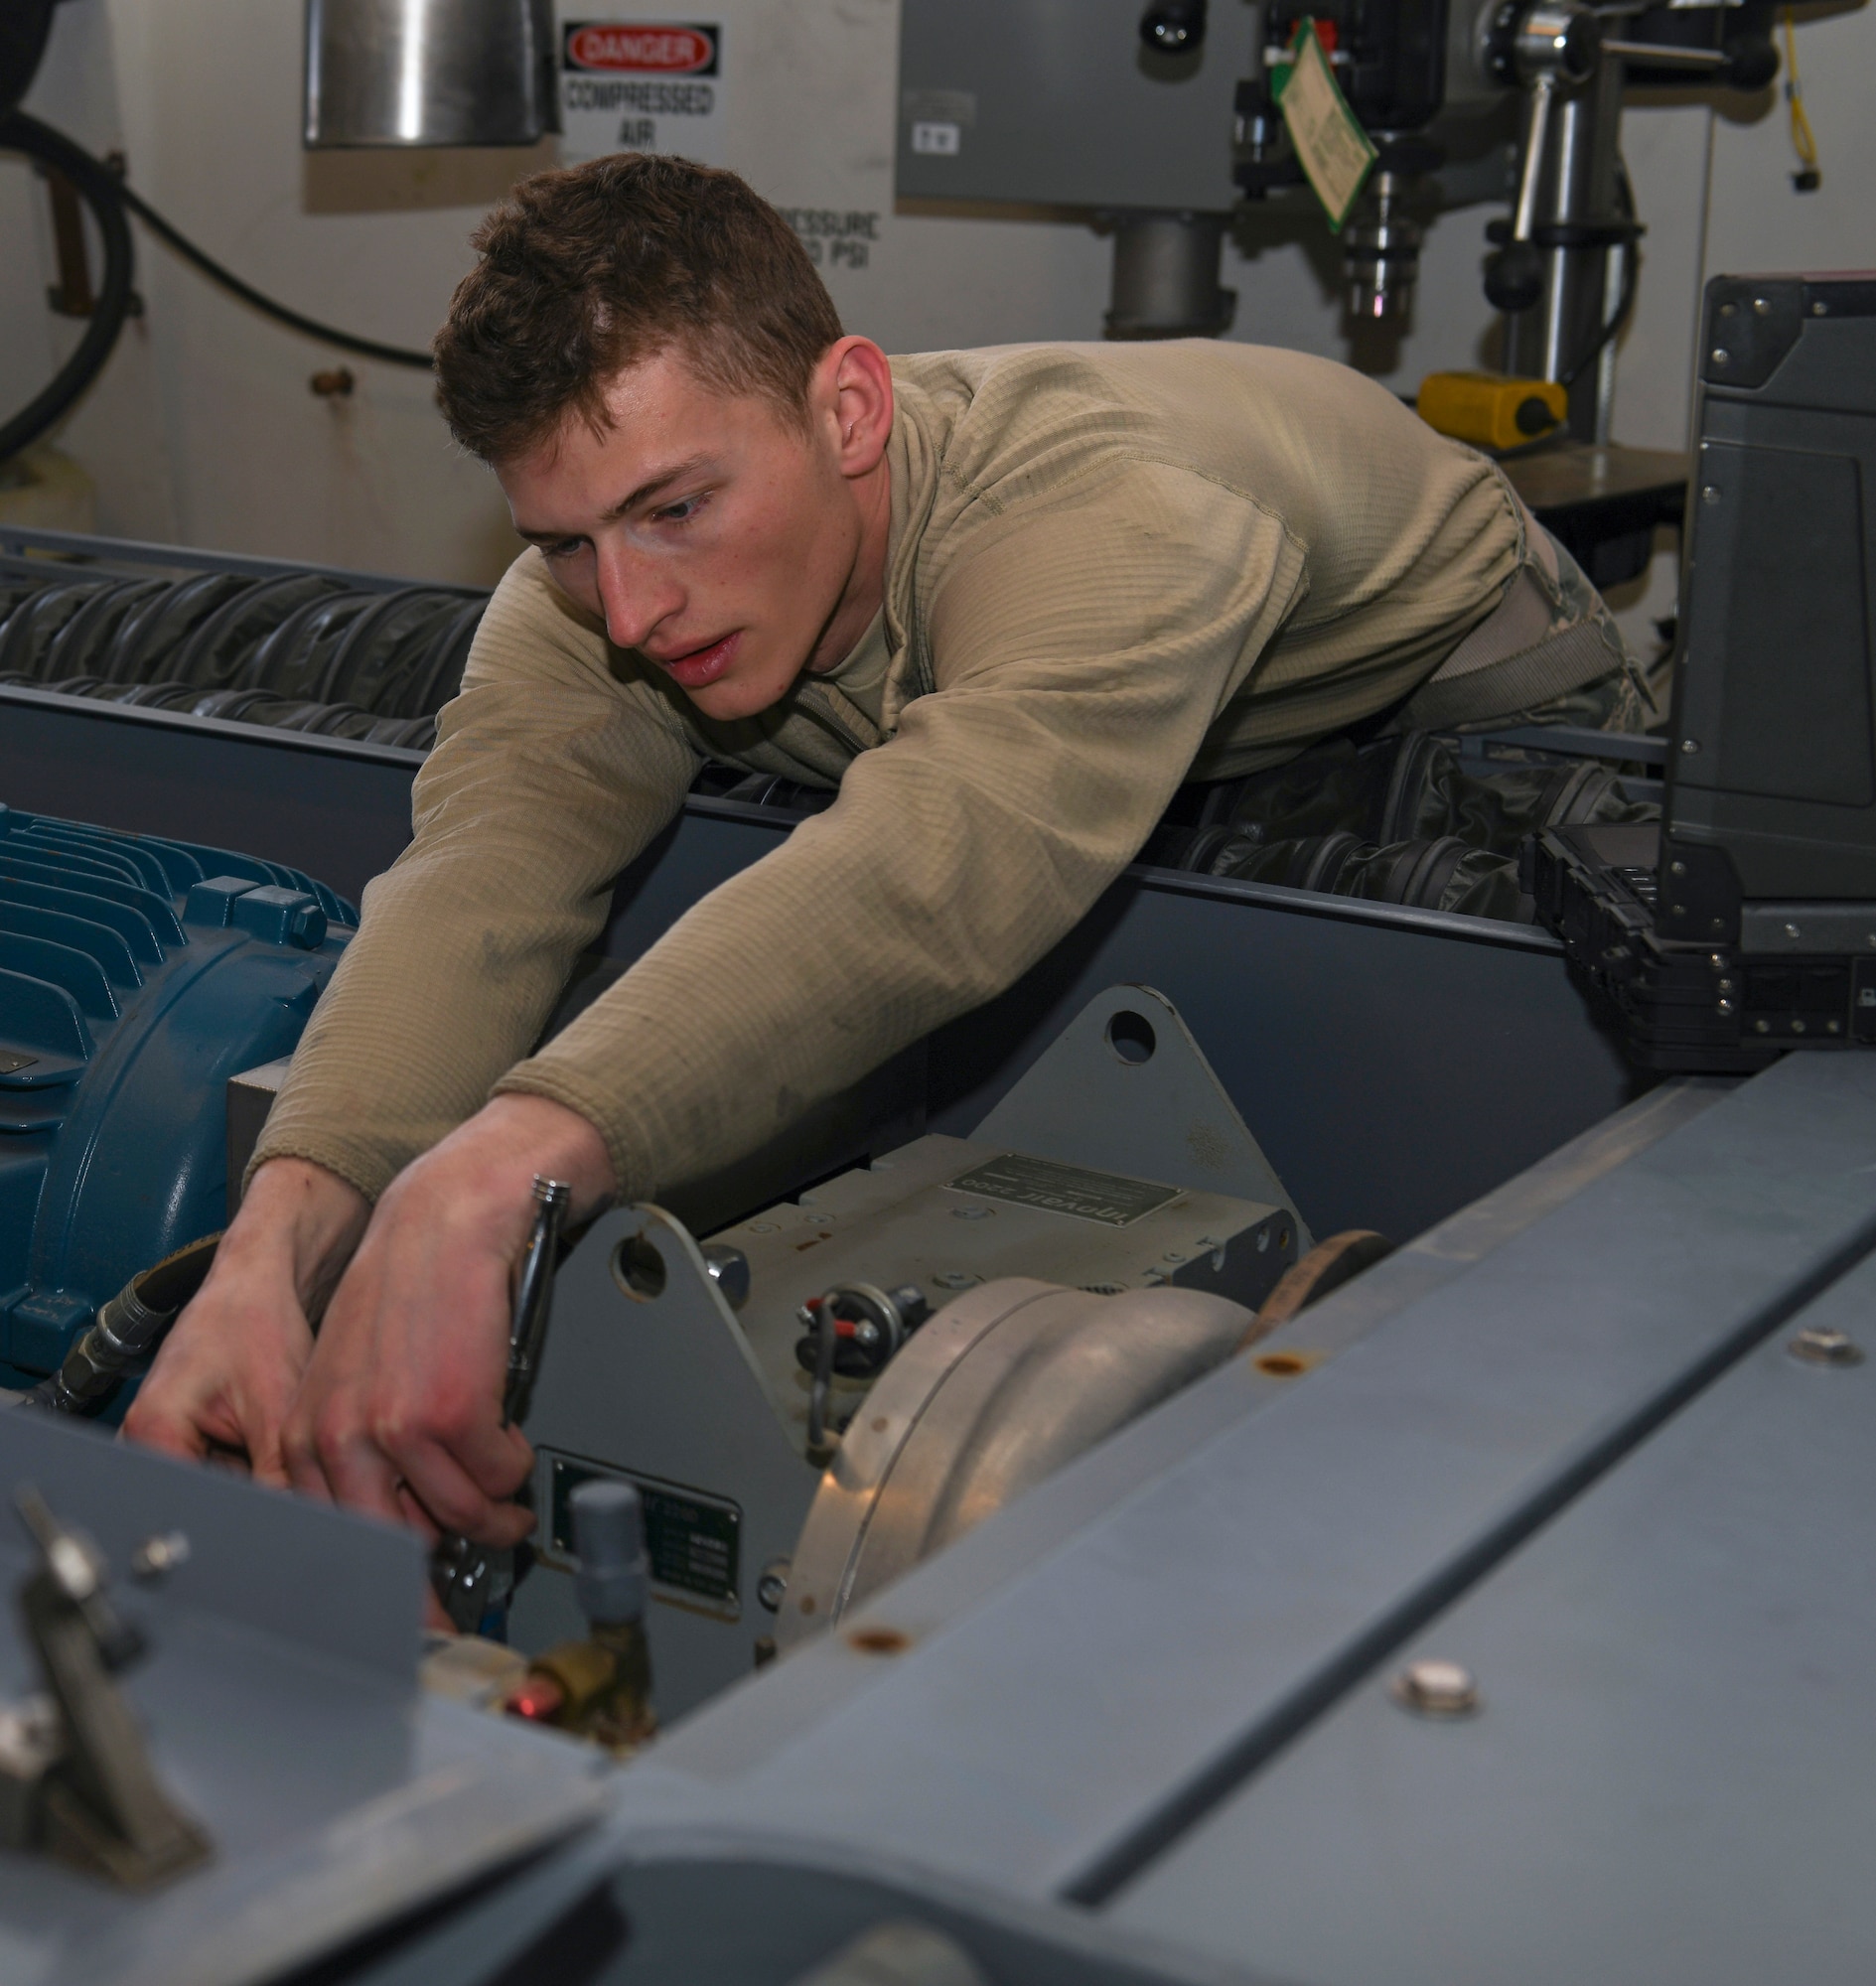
[3,0,1871,589]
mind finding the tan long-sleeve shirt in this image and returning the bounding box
[253,341,1522,1205]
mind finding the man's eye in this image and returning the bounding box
[541,538,587,561]
[654,494,707,524]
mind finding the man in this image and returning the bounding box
[125,154,1635,1551]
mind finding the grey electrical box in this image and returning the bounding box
[896,0,1254,212]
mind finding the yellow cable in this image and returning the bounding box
[1783,8,1820,184]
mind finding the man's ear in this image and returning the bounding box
[821,336,893,479]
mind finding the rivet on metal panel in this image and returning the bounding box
[1788,1325,1864,1367]
[1390,1658,1481,1717]
[1252,1348,1321,1378]
[129,1531,189,1583]
[756,1560,790,1613]
[847,1626,911,1656]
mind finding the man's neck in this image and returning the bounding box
[806,451,893,676]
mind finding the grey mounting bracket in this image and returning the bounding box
[4,1486,211,1889]
[511,1203,819,1712]
[972,984,1311,1249]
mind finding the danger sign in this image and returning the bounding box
[563,23,718,75]
[559,19,726,166]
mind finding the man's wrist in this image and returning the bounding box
[462,1093,617,1215]
[222,1157,372,1314]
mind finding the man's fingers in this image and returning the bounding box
[285,1403,409,1525]
[119,1396,211,1464]
[385,1434,536,1546]
[394,1483,443,1547]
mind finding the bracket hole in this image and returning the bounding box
[1106,1009,1157,1064]
[613,1233,667,1302]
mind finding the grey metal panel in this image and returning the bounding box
[0,1409,604,1986]
[922,867,1632,1244]
[1110,1251,1876,1986]
[0,686,422,906]
[0,1402,420,1679]
[896,0,1252,211]
[628,1053,1876,1907]
[0,684,1637,1243]
[338,1829,1273,1986]
[0,524,484,596]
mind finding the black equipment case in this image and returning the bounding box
[1531,270,1876,1069]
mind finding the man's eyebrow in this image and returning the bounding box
[601,455,712,519]
[514,456,713,545]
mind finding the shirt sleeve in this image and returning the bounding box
[249,550,698,1201]
[496,464,1307,1203]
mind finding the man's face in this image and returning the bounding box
[497,347,868,723]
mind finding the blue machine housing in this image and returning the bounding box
[0,803,354,1384]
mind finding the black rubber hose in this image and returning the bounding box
[1558,164,1641,395]
[0,111,136,465]
[111,175,434,370]
[0,108,434,469]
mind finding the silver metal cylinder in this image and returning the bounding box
[1344,171,1423,322]
[1104,213,1236,341]
[304,0,560,149]
[1502,50,1626,439]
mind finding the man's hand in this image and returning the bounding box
[124,1159,371,1482]
[279,1094,614,1546]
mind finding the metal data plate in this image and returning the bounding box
[710,1132,1294,1443]
[538,1454,742,1618]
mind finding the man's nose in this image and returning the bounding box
[595,542,683,653]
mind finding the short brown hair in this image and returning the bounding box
[434,154,844,463]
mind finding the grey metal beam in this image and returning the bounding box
[0,689,1636,1241]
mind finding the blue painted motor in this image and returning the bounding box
[0,804,354,1384]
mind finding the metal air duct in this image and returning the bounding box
[304,0,560,148]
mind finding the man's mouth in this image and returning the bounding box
[650,632,740,690]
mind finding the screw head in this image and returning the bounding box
[1789,1325,1864,1367]
[1680,738,1700,755]
[756,1560,790,1612]
[935,1270,978,1290]
[1391,1658,1480,1718]
[951,1205,992,1220]
[129,1530,190,1584]
[1701,484,1721,504]
[1710,348,1730,365]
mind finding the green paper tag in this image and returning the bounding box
[1274,20,1376,232]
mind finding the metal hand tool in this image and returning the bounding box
[431,1176,571,1631]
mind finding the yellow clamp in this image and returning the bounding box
[1417,371,1567,452]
